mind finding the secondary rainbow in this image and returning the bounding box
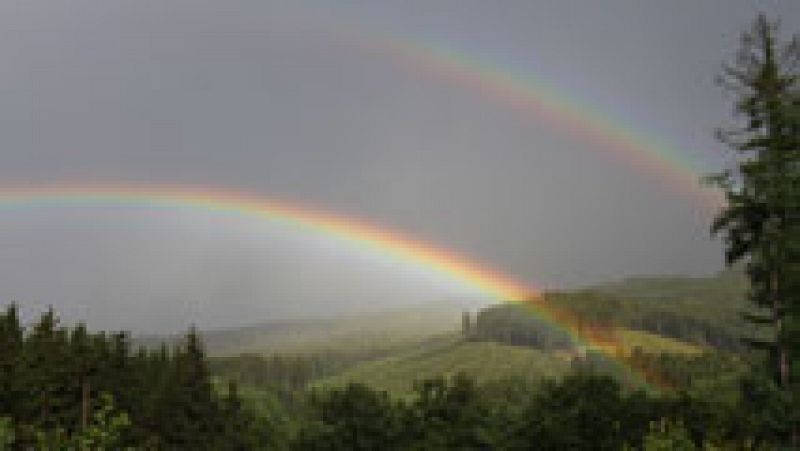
[0,183,666,388]
[331,22,725,209]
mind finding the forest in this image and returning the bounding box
[0,303,785,449]
[1,12,799,451]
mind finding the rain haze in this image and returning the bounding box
[0,1,797,332]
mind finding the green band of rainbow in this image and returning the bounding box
[0,183,666,389]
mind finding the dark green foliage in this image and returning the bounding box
[473,276,755,353]
[0,304,23,423]
[628,350,748,390]
[710,14,800,389]
[403,374,498,449]
[296,370,778,450]
[210,351,340,392]
[705,15,800,447]
[641,419,697,451]
[515,371,657,450]
[0,306,270,449]
[218,381,277,451]
[295,374,500,450]
[737,368,799,446]
[293,383,404,450]
[545,288,751,352]
[473,303,574,350]
[151,326,225,448]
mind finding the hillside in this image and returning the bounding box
[588,267,748,302]
[315,334,572,396]
[315,329,702,396]
[540,268,756,351]
[158,269,749,357]
[201,270,748,399]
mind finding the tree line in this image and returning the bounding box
[0,305,273,449]
[470,291,750,353]
[293,367,796,450]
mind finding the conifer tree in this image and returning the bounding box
[155,326,222,448]
[710,14,800,388]
[0,304,23,418]
[20,307,71,430]
[69,323,94,432]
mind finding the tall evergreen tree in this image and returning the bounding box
[709,14,800,388]
[20,307,72,431]
[68,323,94,432]
[0,304,23,418]
[155,326,223,449]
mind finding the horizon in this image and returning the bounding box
[0,1,795,332]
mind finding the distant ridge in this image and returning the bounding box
[583,267,747,303]
[134,301,464,356]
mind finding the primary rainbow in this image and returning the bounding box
[331,22,725,209]
[0,183,666,388]
[0,183,533,300]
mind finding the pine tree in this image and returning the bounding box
[20,307,71,430]
[0,305,23,420]
[155,326,222,449]
[69,323,94,432]
[710,14,800,388]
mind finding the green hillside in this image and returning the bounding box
[202,270,748,399]
[314,329,702,396]
[164,269,749,358]
[199,269,746,357]
[315,334,572,396]
[540,268,757,352]
[614,329,703,355]
[587,268,750,326]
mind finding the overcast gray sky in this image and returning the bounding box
[0,1,797,332]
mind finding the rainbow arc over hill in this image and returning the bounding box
[0,183,669,389]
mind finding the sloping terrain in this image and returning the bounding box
[200,272,744,398]
[316,329,701,396]
[315,334,572,396]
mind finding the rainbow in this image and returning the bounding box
[0,183,534,300]
[0,183,667,389]
[329,22,725,209]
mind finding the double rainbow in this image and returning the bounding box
[0,7,725,392]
